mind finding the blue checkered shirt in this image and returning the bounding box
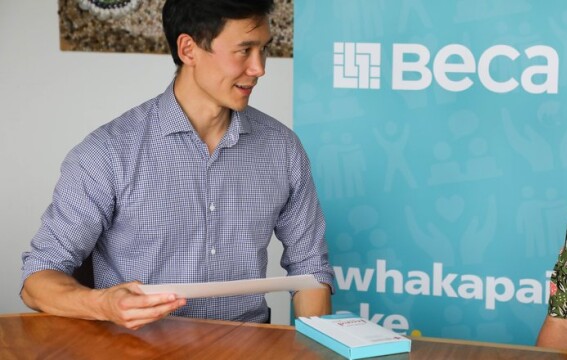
[22,82,334,323]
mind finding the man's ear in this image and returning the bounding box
[177,34,196,65]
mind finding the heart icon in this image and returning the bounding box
[436,195,464,222]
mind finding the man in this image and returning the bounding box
[21,0,334,330]
[537,237,567,349]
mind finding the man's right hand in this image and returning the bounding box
[96,281,187,330]
[21,270,187,330]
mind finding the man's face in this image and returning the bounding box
[191,17,272,112]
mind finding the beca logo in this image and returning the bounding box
[334,42,559,94]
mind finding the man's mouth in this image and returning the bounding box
[235,84,254,90]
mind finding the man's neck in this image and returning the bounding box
[173,77,232,154]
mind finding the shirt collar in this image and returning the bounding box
[158,80,252,140]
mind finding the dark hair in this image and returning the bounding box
[162,0,275,66]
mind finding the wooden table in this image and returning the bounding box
[1,313,566,359]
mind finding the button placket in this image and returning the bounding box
[206,163,218,266]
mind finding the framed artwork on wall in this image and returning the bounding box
[59,0,293,57]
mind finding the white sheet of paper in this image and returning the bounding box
[138,274,323,299]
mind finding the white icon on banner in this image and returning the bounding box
[333,42,381,89]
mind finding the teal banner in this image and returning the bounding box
[294,0,567,345]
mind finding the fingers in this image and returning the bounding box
[119,297,187,330]
[119,286,178,309]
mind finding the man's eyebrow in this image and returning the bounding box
[238,37,274,47]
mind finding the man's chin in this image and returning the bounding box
[230,103,249,112]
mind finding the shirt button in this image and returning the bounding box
[209,203,216,212]
[211,248,216,255]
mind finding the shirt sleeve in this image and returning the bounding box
[548,238,567,318]
[274,131,335,292]
[21,132,115,283]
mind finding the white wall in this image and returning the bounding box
[0,1,292,324]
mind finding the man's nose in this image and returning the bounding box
[247,51,266,77]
